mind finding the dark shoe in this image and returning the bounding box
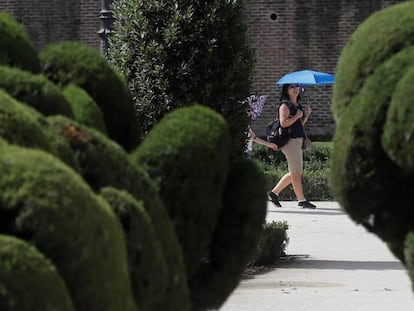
[298,200,316,209]
[268,192,282,207]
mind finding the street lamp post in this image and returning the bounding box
[98,0,114,55]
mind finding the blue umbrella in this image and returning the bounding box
[276,70,335,86]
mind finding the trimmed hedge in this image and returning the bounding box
[250,221,289,266]
[62,84,107,134]
[0,11,273,310]
[331,1,414,267]
[101,187,168,311]
[39,41,140,151]
[132,105,231,278]
[0,235,75,311]
[0,65,73,118]
[45,115,190,311]
[189,159,267,310]
[0,144,137,311]
[0,89,80,172]
[0,13,40,73]
[0,89,53,153]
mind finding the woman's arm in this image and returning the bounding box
[279,103,303,128]
[302,105,312,125]
[250,128,278,150]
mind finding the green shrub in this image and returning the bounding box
[62,84,107,134]
[132,105,231,278]
[0,235,75,311]
[46,115,135,190]
[39,41,140,151]
[0,144,137,311]
[0,13,40,73]
[101,187,168,311]
[189,159,267,310]
[45,115,190,311]
[0,89,53,153]
[109,0,254,157]
[303,142,332,171]
[405,232,414,291]
[0,89,80,171]
[331,1,414,262]
[0,65,73,117]
[249,221,289,266]
[303,170,333,201]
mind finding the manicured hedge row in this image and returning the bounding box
[0,12,269,311]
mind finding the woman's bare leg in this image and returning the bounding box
[272,173,292,194]
[290,171,305,201]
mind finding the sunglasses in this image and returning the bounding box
[289,84,301,89]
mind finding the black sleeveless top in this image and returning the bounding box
[280,100,305,138]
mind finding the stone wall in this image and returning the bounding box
[0,0,405,138]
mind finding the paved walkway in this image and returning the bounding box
[220,201,414,311]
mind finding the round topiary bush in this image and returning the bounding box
[39,41,140,151]
[405,232,414,292]
[131,105,231,278]
[45,115,190,311]
[0,13,40,73]
[331,1,414,262]
[0,234,75,311]
[0,89,53,153]
[62,84,107,134]
[101,187,168,311]
[46,115,137,191]
[189,159,268,310]
[0,89,80,171]
[0,144,137,311]
[0,65,73,117]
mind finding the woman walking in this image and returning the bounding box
[268,83,316,209]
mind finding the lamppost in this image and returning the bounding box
[98,0,114,55]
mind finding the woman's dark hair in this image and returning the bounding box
[280,84,301,102]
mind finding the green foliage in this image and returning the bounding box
[132,105,231,278]
[0,90,80,171]
[39,41,141,151]
[0,235,75,311]
[0,13,40,73]
[303,141,332,171]
[62,84,107,134]
[405,232,414,291]
[189,159,268,310]
[0,89,53,153]
[331,1,414,264]
[46,115,134,190]
[249,221,289,266]
[0,11,271,310]
[46,115,190,311]
[109,0,254,157]
[0,144,137,311]
[101,187,168,311]
[0,65,73,117]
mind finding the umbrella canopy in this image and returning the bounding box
[276,70,335,86]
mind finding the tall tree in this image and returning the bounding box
[108,0,254,157]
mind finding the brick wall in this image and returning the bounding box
[0,0,405,138]
[0,0,100,51]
